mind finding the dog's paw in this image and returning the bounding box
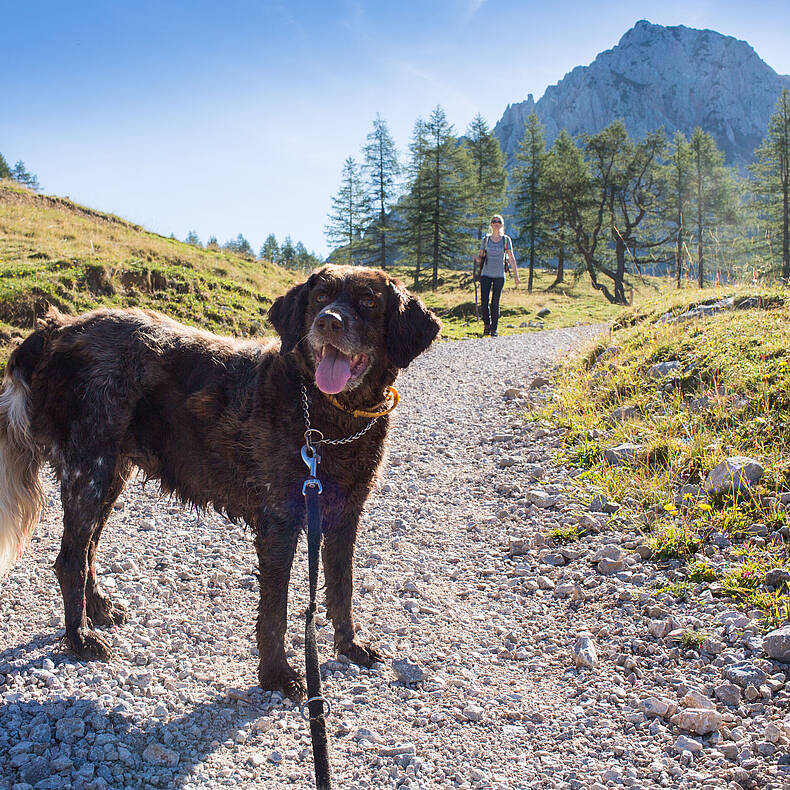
[68,629,113,661]
[86,596,129,628]
[337,640,383,668]
[258,663,306,701]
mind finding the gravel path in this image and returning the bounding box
[1,325,788,790]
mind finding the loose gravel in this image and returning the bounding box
[1,326,788,790]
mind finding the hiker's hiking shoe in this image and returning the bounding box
[491,329,498,337]
[483,324,491,336]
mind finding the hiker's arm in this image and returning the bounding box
[508,245,521,286]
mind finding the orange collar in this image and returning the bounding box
[323,386,399,418]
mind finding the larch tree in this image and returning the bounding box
[541,130,588,289]
[660,131,694,287]
[423,105,472,290]
[511,113,548,292]
[750,88,790,281]
[397,118,432,287]
[688,128,733,287]
[362,114,400,269]
[260,234,280,263]
[464,113,507,242]
[325,156,371,266]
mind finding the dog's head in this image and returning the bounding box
[268,265,441,396]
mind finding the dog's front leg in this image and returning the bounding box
[322,512,382,668]
[55,463,115,660]
[254,521,304,700]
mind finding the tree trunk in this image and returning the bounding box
[614,237,627,305]
[528,230,535,292]
[548,245,564,290]
[432,142,440,290]
[697,158,704,288]
[783,175,789,281]
[675,202,683,289]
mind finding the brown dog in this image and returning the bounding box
[0,264,440,698]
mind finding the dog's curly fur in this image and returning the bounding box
[0,264,440,698]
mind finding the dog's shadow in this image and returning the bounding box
[1,637,298,788]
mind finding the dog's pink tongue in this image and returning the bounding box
[315,347,352,394]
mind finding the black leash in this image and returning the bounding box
[300,443,332,790]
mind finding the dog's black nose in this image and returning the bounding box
[316,310,344,334]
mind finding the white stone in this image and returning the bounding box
[670,708,722,735]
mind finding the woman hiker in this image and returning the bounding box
[474,214,520,337]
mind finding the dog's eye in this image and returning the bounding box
[361,296,378,310]
[314,292,329,304]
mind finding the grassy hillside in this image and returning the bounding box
[0,180,297,347]
[543,287,790,629]
[3,178,758,353]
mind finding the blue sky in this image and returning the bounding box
[3,0,789,257]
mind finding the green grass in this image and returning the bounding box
[542,284,790,628]
[388,265,657,340]
[687,561,718,583]
[549,525,582,545]
[0,180,299,368]
[654,581,692,601]
[680,630,707,649]
[647,524,701,560]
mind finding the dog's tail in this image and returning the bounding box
[0,321,52,578]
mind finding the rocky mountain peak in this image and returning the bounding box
[495,20,790,168]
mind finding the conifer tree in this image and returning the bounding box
[260,234,280,263]
[511,113,547,292]
[325,157,371,266]
[12,161,40,191]
[280,236,296,267]
[207,236,219,250]
[688,128,735,287]
[397,118,432,287]
[659,132,694,287]
[541,130,588,289]
[0,153,11,179]
[362,114,400,269]
[464,114,507,242]
[423,106,472,289]
[750,88,790,281]
[559,121,664,304]
[185,230,201,247]
[225,233,253,257]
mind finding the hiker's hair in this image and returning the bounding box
[489,214,505,234]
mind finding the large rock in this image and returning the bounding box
[603,443,643,466]
[765,568,790,589]
[647,361,682,380]
[704,456,764,497]
[670,708,722,735]
[142,742,180,767]
[392,658,424,684]
[55,717,85,744]
[639,696,677,718]
[493,21,790,169]
[608,405,639,424]
[764,626,790,663]
[573,633,598,669]
[722,661,767,688]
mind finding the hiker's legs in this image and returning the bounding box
[490,277,505,335]
[480,276,492,333]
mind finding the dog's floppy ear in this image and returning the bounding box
[385,281,442,369]
[268,273,317,355]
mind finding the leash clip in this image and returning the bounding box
[301,444,323,495]
[300,695,332,722]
